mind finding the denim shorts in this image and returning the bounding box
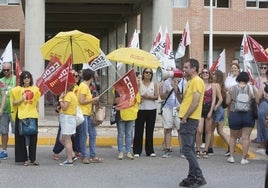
[59,114,76,135]
[0,113,14,134]
[213,106,224,123]
[228,111,255,130]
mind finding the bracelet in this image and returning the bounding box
[59,99,63,102]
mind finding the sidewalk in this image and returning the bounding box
[4,114,264,160]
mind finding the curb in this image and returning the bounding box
[3,135,256,159]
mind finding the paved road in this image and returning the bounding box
[0,146,266,188]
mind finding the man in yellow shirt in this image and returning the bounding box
[176,59,207,187]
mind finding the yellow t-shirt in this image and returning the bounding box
[77,82,93,115]
[179,75,205,120]
[120,93,141,121]
[61,91,78,115]
[11,86,41,120]
[10,86,22,121]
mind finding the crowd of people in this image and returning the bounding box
[0,58,268,187]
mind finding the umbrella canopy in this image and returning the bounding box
[106,47,161,69]
[40,30,100,64]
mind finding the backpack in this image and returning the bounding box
[234,85,251,112]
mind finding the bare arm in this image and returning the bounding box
[213,83,223,110]
[79,94,99,105]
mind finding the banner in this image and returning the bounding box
[44,56,76,95]
[113,69,138,110]
[210,49,226,73]
[247,35,268,62]
[0,40,13,72]
[88,50,112,71]
[175,21,191,59]
[36,56,62,96]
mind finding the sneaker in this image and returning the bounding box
[256,148,266,155]
[179,178,195,187]
[134,154,140,158]
[52,153,59,160]
[241,158,249,164]
[180,154,186,159]
[72,156,78,162]
[192,177,207,187]
[224,150,230,157]
[162,151,171,158]
[59,160,73,167]
[150,153,156,157]
[126,152,134,160]
[202,151,209,159]
[118,152,124,160]
[0,151,8,159]
[208,148,214,156]
[227,156,235,163]
[82,157,90,164]
[200,143,205,149]
[196,151,200,158]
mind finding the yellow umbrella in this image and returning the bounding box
[40,30,100,64]
[106,47,161,69]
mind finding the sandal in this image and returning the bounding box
[30,161,40,166]
[89,157,103,163]
[196,151,200,158]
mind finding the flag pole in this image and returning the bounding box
[209,0,213,69]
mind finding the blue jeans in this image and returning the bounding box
[77,115,89,158]
[117,120,134,153]
[87,116,97,158]
[179,119,204,180]
[77,115,97,158]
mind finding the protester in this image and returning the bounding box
[52,70,81,160]
[256,69,268,155]
[114,89,140,160]
[196,68,216,158]
[159,77,184,158]
[209,70,229,155]
[77,69,103,164]
[133,68,158,157]
[0,62,16,160]
[178,59,207,187]
[226,72,258,164]
[58,84,78,166]
[254,64,268,154]
[10,71,41,166]
[224,62,240,156]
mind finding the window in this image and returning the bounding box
[204,0,230,8]
[173,0,188,8]
[0,0,20,5]
[246,0,268,8]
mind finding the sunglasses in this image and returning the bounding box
[3,69,10,72]
[202,71,209,74]
[23,76,30,79]
[260,66,267,70]
[145,71,153,75]
[73,74,79,78]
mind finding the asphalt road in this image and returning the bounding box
[0,146,266,188]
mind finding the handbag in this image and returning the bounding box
[19,118,37,135]
[93,106,106,126]
[76,106,85,126]
[110,105,117,125]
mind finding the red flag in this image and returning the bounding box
[245,66,255,85]
[44,56,76,95]
[36,56,62,96]
[113,69,138,110]
[14,53,22,86]
[210,49,226,73]
[175,21,191,59]
[247,35,268,62]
